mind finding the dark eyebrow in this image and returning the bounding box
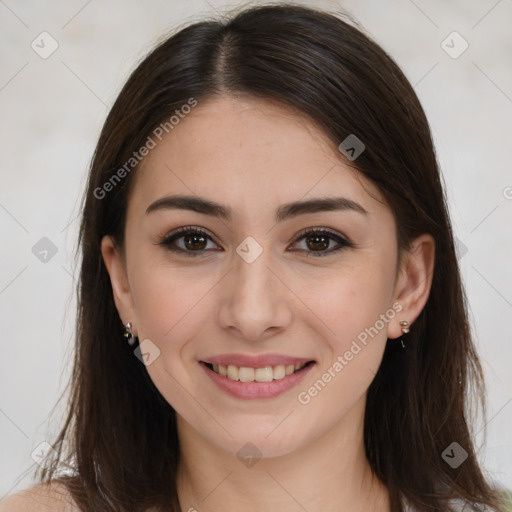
[145,194,368,221]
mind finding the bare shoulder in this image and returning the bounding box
[0,482,79,512]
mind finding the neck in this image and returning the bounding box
[175,396,390,512]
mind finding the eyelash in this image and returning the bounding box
[158,225,353,258]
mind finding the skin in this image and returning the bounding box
[102,95,435,512]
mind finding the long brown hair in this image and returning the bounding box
[35,4,506,511]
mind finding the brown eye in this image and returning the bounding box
[305,233,330,251]
[291,228,353,257]
[158,226,352,258]
[183,233,208,251]
[159,227,219,257]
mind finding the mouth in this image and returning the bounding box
[202,360,315,383]
[198,353,317,399]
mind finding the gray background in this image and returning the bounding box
[1,0,511,498]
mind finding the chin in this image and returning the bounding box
[209,422,307,461]
[225,437,301,462]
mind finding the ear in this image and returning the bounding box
[388,233,435,339]
[101,235,137,333]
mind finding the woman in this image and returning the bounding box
[1,4,508,512]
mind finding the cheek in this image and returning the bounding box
[129,259,219,352]
[128,263,214,408]
[297,258,396,347]
[296,269,394,418]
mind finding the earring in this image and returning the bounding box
[399,320,410,349]
[122,322,137,346]
[400,320,410,334]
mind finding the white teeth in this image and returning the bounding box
[227,365,239,381]
[212,362,309,382]
[273,364,285,379]
[254,367,274,382]
[239,367,254,382]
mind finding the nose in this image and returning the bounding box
[217,246,292,341]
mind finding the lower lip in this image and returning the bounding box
[199,361,315,400]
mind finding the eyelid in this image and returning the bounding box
[289,227,354,257]
[158,225,220,257]
[160,225,216,243]
[292,226,351,244]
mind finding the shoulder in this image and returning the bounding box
[0,482,79,512]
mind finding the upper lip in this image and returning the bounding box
[202,353,315,368]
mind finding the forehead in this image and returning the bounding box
[128,95,388,219]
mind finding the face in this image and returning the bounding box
[102,95,431,459]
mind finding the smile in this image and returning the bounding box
[199,357,316,400]
[205,362,311,382]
